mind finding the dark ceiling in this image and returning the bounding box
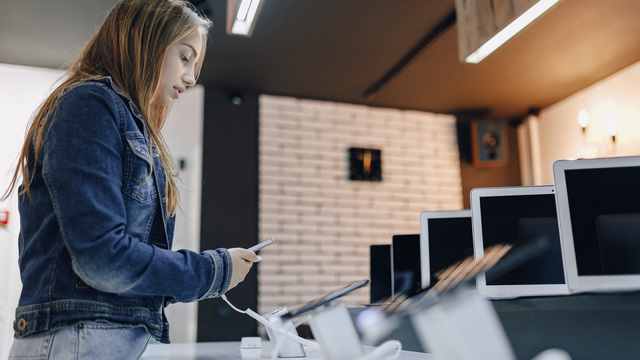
[2,0,640,119]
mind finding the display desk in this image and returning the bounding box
[493,290,640,360]
[142,291,640,360]
[351,290,640,360]
[140,341,434,360]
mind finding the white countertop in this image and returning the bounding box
[140,340,434,360]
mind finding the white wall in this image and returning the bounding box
[0,64,64,359]
[530,60,640,184]
[0,64,203,354]
[162,86,204,344]
[257,95,464,314]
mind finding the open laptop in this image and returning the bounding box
[553,156,640,293]
[419,210,474,290]
[471,186,569,299]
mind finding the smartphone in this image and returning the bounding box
[248,237,276,252]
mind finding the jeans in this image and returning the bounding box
[8,321,151,360]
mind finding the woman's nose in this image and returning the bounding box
[183,72,196,87]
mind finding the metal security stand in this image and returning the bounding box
[263,307,307,358]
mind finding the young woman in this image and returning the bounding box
[3,0,257,358]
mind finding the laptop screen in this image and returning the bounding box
[564,166,640,276]
[427,216,474,281]
[478,192,564,286]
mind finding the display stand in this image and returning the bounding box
[263,307,307,358]
[411,289,516,360]
[308,301,364,360]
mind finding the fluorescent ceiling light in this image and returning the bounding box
[465,0,560,63]
[231,0,262,36]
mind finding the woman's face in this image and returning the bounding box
[159,29,203,105]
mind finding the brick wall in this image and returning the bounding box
[257,95,463,315]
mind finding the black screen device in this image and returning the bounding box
[370,244,393,304]
[479,193,564,285]
[426,216,474,286]
[564,166,640,275]
[392,234,421,296]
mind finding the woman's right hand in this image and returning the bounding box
[227,248,258,290]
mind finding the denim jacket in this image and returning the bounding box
[13,77,232,343]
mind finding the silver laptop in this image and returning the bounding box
[471,186,569,299]
[553,156,640,293]
[419,210,474,290]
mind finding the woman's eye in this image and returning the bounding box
[181,54,189,64]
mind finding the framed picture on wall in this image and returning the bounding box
[470,119,508,167]
[348,147,382,181]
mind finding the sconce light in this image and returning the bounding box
[606,116,617,143]
[578,109,589,133]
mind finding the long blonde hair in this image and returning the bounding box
[2,0,211,216]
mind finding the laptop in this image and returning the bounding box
[553,156,640,293]
[471,185,569,299]
[419,210,474,290]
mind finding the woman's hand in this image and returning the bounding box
[227,248,258,290]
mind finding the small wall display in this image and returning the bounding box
[0,210,9,230]
[471,119,508,167]
[348,147,382,182]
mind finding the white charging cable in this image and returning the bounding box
[222,295,402,360]
[221,295,319,348]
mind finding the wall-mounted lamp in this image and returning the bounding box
[226,0,264,37]
[607,116,618,143]
[578,109,589,133]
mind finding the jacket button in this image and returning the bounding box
[17,318,28,331]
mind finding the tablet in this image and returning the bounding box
[284,280,369,318]
[553,156,640,293]
[471,185,569,299]
[369,244,393,304]
[392,234,422,296]
[419,210,474,289]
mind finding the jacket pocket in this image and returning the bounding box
[122,135,157,203]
